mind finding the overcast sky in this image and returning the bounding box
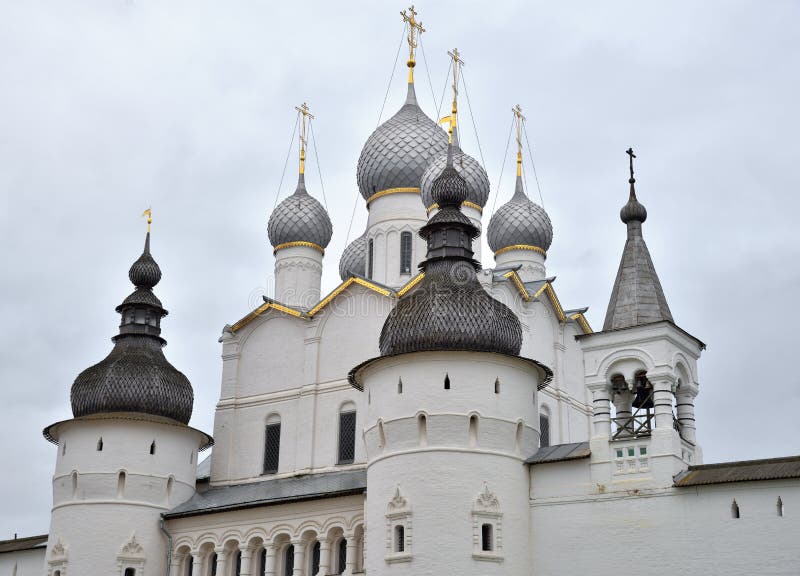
[2,0,799,539]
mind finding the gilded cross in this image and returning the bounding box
[294,103,314,174]
[513,104,526,176]
[142,208,152,233]
[401,5,425,77]
[438,48,466,143]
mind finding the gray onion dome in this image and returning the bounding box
[379,145,523,357]
[620,176,648,223]
[357,83,448,201]
[70,231,194,424]
[268,174,333,250]
[487,175,553,254]
[420,128,489,210]
[339,232,367,281]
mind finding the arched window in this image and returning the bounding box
[481,523,493,551]
[209,552,218,576]
[338,408,356,465]
[259,548,267,576]
[469,415,478,447]
[125,568,137,576]
[263,415,282,474]
[400,231,412,274]
[444,374,450,390]
[233,550,242,576]
[310,541,321,576]
[167,476,174,499]
[394,525,405,552]
[284,545,294,576]
[378,420,386,449]
[418,413,427,446]
[117,471,126,498]
[336,539,347,575]
[54,571,61,576]
[731,499,740,519]
[494,378,500,394]
[186,555,194,576]
[367,239,374,279]
[539,413,550,448]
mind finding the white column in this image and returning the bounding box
[291,539,306,576]
[651,376,676,430]
[344,533,357,576]
[318,538,331,576]
[170,552,184,576]
[191,552,203,576]
[612,388,633,436]
[676,384,698,444]
[589,384,612,438]
[215,548,229,576]
[240,546,254,576]
[264,545,277,576]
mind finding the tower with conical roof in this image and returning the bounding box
[578,150,704,490]
[43,215,212,576]
[356,6,448,288]
[268,103,333,308]
[351,142,551,576]
[487,105,553,281]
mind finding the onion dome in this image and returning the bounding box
[268,174,333,252]
[379,145,523,356]
[339,232,367,281]
[420,128,490,211]
[487,175,553,255]
[357,83,448,203]
[70,230,194,424]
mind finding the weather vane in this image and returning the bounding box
[513,104,526,177]
[142,208,152,233]
[401,5,425,82]
[295,103,314,175]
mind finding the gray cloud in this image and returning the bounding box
[1,0,798,537]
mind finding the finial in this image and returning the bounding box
[400,5,425,83]
[438,48,465,145]
[513,105,526,177]
[620,147,647,225]
[295,103,314,175]
[142,207,152,233]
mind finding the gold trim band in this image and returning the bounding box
[366,187,420,205]
[273,241,325,255]
[397,272,425,297]
[426,201,483,215]
[494,244,546,257]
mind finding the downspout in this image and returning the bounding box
[160,517,173,576]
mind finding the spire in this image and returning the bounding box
[603,149,673,331]
[401,5,425,84]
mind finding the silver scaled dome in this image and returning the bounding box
[268,174,333,250]
[487,175,553,254]
[339,232,367,281]
[357,83,448,201]
[420,128,489,211]
[70,232,194,424]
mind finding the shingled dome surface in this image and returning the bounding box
[357,83,448,200]
[268,174,333,249]
[339,232,367,281]
[420,130,489,210]
[487,176,553,253]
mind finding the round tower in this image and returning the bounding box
[268,103,333,307]
[487,106,553,281]
[351,146,551,576]
[43,219,212,576]
[357,8,448,288]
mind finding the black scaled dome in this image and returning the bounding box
[380,145,522,356]
[70,231,194,424]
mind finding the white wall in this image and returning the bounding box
[0,547,45,576]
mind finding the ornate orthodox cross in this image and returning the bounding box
[513,104,526,176]
[626,147,636,181]
[295,102,314,174]
[401,5,425,80]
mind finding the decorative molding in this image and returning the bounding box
[473,482,501,514]
[120,533,145,557]
[272,241,325,255]
[472,483,504,562]
[366,187,420,205]
[385,485,412,564]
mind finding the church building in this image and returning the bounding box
[3,7,799,576]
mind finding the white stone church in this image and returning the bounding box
[3,9,800,576]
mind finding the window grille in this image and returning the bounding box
[367,239,374,279]
[338,411,356,464]
[336,539,347,575]
[263,422,281,474]
[539,414,550,447]
[400,232,412,274]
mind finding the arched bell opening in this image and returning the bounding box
[610,370,654,440]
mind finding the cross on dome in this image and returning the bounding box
[400,5,425,82]
[295,102,314,175]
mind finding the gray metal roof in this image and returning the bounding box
[196,453,211,480]
[603,182,673,331]
[268,174,333,249]
[164,469,367,519]
[526,442,591,464]
[487,175,553,253]
[0,534,48,554]
[356,82,448,200]
[673,455,800,487]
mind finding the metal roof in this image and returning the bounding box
[164,469,367,519]
[674,455,800,487]
[0,534,48,554]
[526,442,591,465]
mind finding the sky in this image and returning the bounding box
[1,0,799,538]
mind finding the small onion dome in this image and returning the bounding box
[71,232,194,424]
[339,232,367,281]
[379,145,523,356]
[268,174,333,251]
[420,128,489,211]
[487,175,553,254]
[620,177,648,223]
[357,83,448,202]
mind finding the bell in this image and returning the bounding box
[631,374,654,409]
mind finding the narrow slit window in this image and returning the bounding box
[367,239,374,279]
[336,539,347,575]
[263,421,281,474]
[283,546,294,576]
[444,374,450,390]
[418,414,428,446]
[234,550,242,576]
[778,496,784,517]
[481,523,493,551]
[210,552,218,576]
[338,410,357,464]
[394,525,405,552]
[494,378,500,394]
[150,440,156,455]
[259,549,266,576]
[400,231,412,274]
[117,471,126,498]
[311,541,321,576]
[398,377,403,394]
[62,441,66,456]
[732,499,740,519]
[469,415,478,447]
[97,437,103,451]
[539,413,550,448]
